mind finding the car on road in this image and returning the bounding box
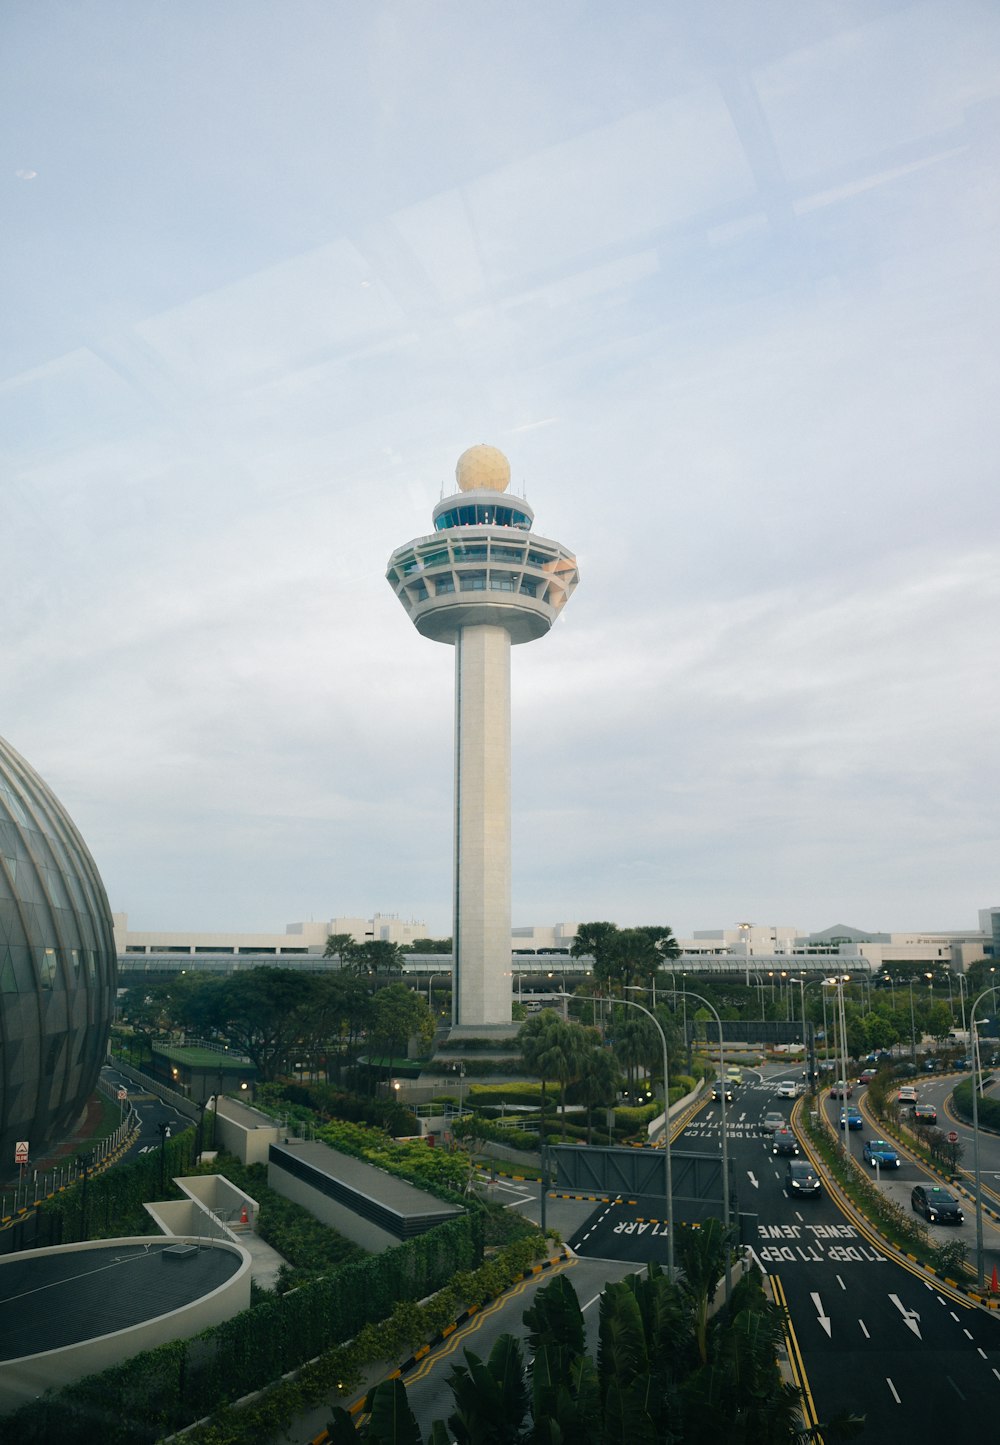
[863,1138,901,1169]
[785,1160,821,1198]
[829,1079,853,1098]
[896,1085,918,1107]
[911,1184,964,1224]
[772,1127,799,1156]
[763,1111,786,1134]
[839,1107,863,1130]
[726,1066,744,1085]
[913,1102,938,1125]
[858,1069,875,1084]
[711,1080,734,1103]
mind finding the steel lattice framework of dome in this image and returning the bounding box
[0,734,116,1170]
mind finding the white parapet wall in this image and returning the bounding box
[0,1236,251,1415]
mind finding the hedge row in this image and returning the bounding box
[178,1228,547,1445]
[952,1077,1000,1131]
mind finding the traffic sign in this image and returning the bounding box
[14,1141,28,1165]
[117,1088,127,1101]
[947,1130,959,1144]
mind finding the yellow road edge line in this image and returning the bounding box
[771,1273,822,1440]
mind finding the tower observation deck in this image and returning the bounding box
[387,445,579,1030]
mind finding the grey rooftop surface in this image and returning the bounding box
[0,1242,242,1361]
[270,1139,464,1239]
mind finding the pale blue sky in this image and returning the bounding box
[3,1,998,938]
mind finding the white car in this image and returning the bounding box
[777,1080,798,1099]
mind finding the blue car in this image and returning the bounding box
[839,1107,863,1130]
[863,1138,900,1169]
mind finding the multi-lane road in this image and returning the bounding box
[398,1063,1000,1438]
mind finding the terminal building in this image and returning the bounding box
[113,911,997,982]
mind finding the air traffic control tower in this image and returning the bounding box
[387,445,579,1031]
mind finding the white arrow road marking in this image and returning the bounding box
[810,1293,832,1337]
[889,1294,922,1338]
[747,1171,759,1189]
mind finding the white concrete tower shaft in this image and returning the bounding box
[454,624,511,1025]
[386,444,579,1033]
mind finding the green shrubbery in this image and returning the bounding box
[314,1118,471,1199]
[952,1076,1000,1130]
[466,1081,553,1107]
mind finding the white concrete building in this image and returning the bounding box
[386,445,579,1031]
[113,911,430,957]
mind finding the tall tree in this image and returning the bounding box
[571,921,620,980]
[323,932,357,966]
[578,1043,622,1144]
[370,983,434,1071]
[518,1010,566,1127]
[351,939,406,976]
[180,968,319,1081]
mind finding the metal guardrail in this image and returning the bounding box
[1,1085,139,1227]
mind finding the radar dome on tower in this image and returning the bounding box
[456,444,510,493]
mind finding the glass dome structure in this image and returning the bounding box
[0,734,116,1171]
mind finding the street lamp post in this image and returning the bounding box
[969,984,1000,1289]
[956,973,968,1037]
[676,989,732,1301]
[823,976,851,1155]
[157,1121,170,1194]
[908,979,918,1064]
[569,991,674,1281]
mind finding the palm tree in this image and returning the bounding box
[444,1333,529,1444]
[518,1010,565,1133]
[577,1043,621,1144]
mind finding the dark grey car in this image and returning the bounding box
[911,1184,964,1224]
[785,1160,821,1198]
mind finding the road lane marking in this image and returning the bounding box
[771,1275,821,1432]
[887,1378,901,1404]
[889,1294,922,1338]
[836,1275,846,1290]
[859,1319,870,1338]
[964,1328,974,1339]
[992,1368,1000,1382]
[810,1292,832,1337]
[948,1376,966,1400]
[979,1347,988,1358]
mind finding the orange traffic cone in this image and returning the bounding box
[240,1204,248,1225]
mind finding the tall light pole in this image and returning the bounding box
[969,984,1000,1288]
[956,972,968,1037]
[676,989,732,1301]
[908,978,918,1064]
[570,991,674,1280]
[823,976,851,1155]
